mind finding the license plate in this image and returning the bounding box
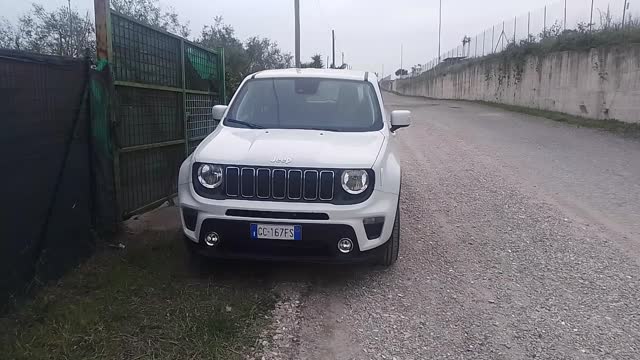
[250,224,302,241]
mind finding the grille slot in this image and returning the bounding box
[319,171,334,200]
[226,167,240,197]
[256,169,270,198]
[303,170,319,200]
[272,169,286,199]
[224,166,335,202]
[288,170,303,199]
[241,168,255,197]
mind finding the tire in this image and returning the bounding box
[379,201,400,267]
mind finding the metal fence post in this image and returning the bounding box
[492,25,495,53]
[475,35,478,57]
[622,0,628,29]
[544,6,547,38]
[483,30,486,56]
[219,47,226,104]
[180,39,188,156]
[589,0,594,31]
[564,0,567,31]
[502,21,505,51]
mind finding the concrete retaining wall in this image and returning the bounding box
[394,45,640,123]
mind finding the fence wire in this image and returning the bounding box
[186,94,219,154]
[402,0,638,78]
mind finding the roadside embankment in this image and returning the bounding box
[390,44,640,124]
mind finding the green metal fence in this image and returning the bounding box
[102,10,225,218]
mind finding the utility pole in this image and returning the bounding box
[331,30,335,68]
[326,56,329,69]
[294,0,301,67]
[438,0,442,63]
[341,52,344,67]
[400,43,403,71]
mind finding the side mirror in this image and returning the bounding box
[212,105,228,121]
[390,110,411,132]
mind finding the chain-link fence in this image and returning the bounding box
[403,0,638,78]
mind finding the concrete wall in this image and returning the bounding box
[394,45,640,123]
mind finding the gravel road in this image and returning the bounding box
[254,92,640,360]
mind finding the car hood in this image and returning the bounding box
[195,127,386,168]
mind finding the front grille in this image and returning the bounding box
[224,167,335,201]
[192,163,374,205]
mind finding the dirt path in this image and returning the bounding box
[256,93,640,359]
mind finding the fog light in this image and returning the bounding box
[204,232,220,247]
[337,238,354,254]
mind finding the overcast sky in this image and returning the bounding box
[2,0,620,77]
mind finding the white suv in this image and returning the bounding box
[178,69,411,266]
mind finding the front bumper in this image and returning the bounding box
[178,182,399,262]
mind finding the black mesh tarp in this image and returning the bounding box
[0,50,94,305]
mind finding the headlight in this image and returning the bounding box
[341,170,369,195]
[197,164,223,189]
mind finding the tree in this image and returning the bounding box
[301,54,323,68]
[0,0,189,57]
[395,68,408,76]
[244,36,292,73]
[110,0,190,37]
[196,17,292,95]
[0,18,18,49]
[0,2,292,98]
[0,3,94,57]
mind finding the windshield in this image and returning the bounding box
[224,78,383,131]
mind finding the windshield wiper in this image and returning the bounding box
[302,127,339,132]
[225,118,265,129]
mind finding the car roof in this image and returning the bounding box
[251,68,375,82]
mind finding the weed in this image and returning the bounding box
[474,101,640,138]
[0,231,275,360]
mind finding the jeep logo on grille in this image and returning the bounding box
[271,156,292,164]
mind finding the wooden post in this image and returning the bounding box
[94,0,112,62]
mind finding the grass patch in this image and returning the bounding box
[475,101,640,138]
[0,231,275,359]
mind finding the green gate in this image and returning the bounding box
[96,5,225,218]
